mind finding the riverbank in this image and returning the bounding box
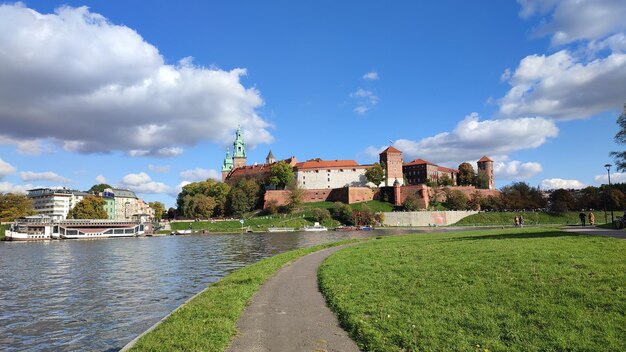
[318,227,626,351]
[455,211,608,226]
[126,238,366,351]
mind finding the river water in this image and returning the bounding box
[0,229,451,351]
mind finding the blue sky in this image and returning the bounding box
[0,0,624,208]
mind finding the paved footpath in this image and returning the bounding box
[562,226,626,239]
[227,246,360,352]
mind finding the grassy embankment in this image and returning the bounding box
[170,200,394,233]
[455,211,608,226]
[0,224,7,240]
[128,238,365,352]
[319,227,626,351]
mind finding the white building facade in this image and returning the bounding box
[294,160,375,189]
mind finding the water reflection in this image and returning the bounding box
[0,228,453,351]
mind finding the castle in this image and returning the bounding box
[221,127,497,208]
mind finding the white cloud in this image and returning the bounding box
[540,178,586,189]
[180,168,220,181]
[0,4,273,156]
[594,172,626,184]
[121,172,152,186]
[351,89,379,114]
[148,164,170,173]
[0,136,48,155]
[499,50,626,120]
[494,160,544,180]
[362,71,379,80]
[95,175,107,184]
[0,182,33,194]
[518,0,626,45]
[372,113,558,166]
[19,171,72,183]
[0,158,16,179]
[119,172,174,195]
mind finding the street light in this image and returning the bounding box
[605,164,614,224]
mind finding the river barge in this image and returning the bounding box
[5,215,151,241]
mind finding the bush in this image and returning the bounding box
[403,192,421,211]
[331,202,354,225]
[310,208,331,222]
[263,200,280,215]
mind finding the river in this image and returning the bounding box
[0,229,453,351]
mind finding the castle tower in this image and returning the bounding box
[266,150,275,164]
[232,126,247,169]
[221,148,234,182]
[477,156,495,190]
[379,146,404,186]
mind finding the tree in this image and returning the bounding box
[445,189,469,210]
[269,161,294,189]
[286,181,304,213]
[577,186,602,210]
[331,202,354,225]
[88,184,112,193]
[67,197,108,219]
[176,179,231,217]
[500,182,547,210]
[548,189,577,213]
[166,207,177,219]
[353,205,375,225]
[475,173,490,189]
[468,191,483,211]
[0,193,35,222]
[149,201,165,221]
[610,106,626,171]
[403,192,422,211]
[310,208,331,222]
[438,174,454,186]
[457,162,476,186]
[365,162,385,187]
[227,178,262,217]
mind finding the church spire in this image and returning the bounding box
[221,148,234,181]
[232,126,247,168]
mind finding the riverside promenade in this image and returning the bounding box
[562,226,626,239]
[227,246,360,352]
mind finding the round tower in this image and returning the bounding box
[477,156,494,190]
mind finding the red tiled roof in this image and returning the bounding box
[404,158,435,166]
[437,166,459,173]
[380,146,402,154]
[295,159,361,170]
[229,164,272,177]
[478,156,493,162]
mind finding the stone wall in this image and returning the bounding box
[383,210,478,227]
[263,187,377,208]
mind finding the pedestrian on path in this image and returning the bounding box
[514,216,519,227]
[519,215,524,228]
[588,212,595,226]
[579,211,586,226]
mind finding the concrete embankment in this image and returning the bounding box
[383,210,478,227]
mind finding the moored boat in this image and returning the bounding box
[6,216,150,240]
[302,222,328,232]
[267,227,295,232]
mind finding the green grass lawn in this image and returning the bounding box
[129,239,364,352]
[455,211,608,226]
[170,200,394,232]
[319,228,626,351]
[302,200,395,213]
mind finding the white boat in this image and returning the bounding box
[267,227,295,232]
[5,215,55,241]
[5,216,149,241]
[302,222,328,232]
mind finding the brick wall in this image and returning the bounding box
[263,187,378,208]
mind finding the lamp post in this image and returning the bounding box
[605,164,614,224]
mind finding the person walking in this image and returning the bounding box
[519,215,524,228]
[588,212,595,226]
[579,211,586,226]
[514,216,519,227]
